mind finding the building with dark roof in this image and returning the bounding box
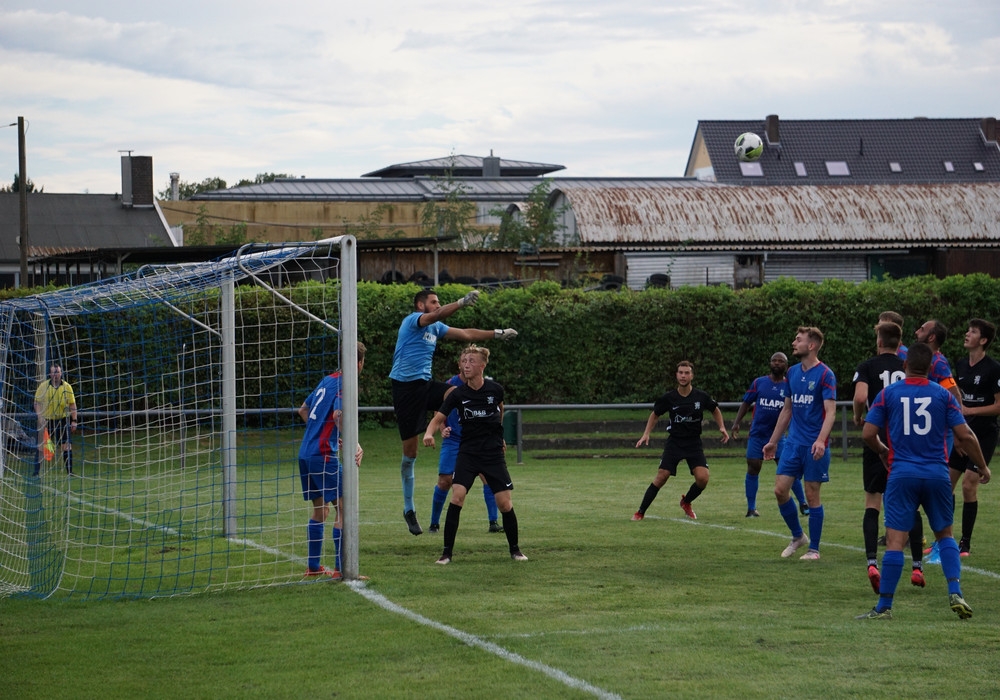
[686,115,1000,185]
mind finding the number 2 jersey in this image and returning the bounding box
[298,372,343,461]
[866,377,967,478]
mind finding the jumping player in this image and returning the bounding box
[390,288,516,536]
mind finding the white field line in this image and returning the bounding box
[52,486,621,699]
[346,580,623,700]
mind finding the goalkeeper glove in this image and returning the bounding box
[457,290,480,308]
[494,328,518,340]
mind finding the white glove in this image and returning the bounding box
[494,328,518,340]
[457,289,480,308]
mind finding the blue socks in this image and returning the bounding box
[938,537,963,595]
[333,526,342,573]
[877,549,904,611]
[431,485,448,526]
[400,455,416,512]
[745,473,759,511]
[791,478,807,510]
[483,483,498,521]
[778,499,802,538]
[307,519,324,571]
[807,505,824,551]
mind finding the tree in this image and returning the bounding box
[420,158,481,248]
[0,173,42,193]
[158,172,295,200]
[342,203,406,240]
[183,205,256,246]
[488,179,567,250]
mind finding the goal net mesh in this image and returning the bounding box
[0,239,355,599]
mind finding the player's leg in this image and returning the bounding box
[775,447,808,555]
[679,453,709,520]
[439,458,474,564]
[924,478,971,617]
[861,446,886,583]
[745,451,763,516]
[958,427,993,554]
[431,441,457,533]
[633,444,678,520]
[485,464,525,560]
[392,379,426,535]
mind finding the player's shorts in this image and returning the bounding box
[884,472,953,533]
[391,379,450,441]
[949,425,998,473]
[453,452,512,494]
[299,454,341,503]
[658,438,708,475]
[438,438,459,476]
[747,435,783,462]
[862,445,889,494]
[776,442,830,483]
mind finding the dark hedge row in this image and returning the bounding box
[353,274,1000,405]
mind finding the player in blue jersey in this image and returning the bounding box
[763,327,837,560]
[853,321,927,590]
[914,319,962,402]
[947,319,1000,556]
[390,288,517,536]
[731,352,808,518]
[857,342,990,620]
[297,342,366,579]
[423,345,527,564]
[632,361,730,521]
[879,311,907,358]
[428,371,502,534]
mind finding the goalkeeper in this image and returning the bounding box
[390,288,517,536]
[33,364,78,476]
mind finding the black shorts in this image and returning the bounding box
[391,379,450,441]
[949,425,999,473]
[658,438,708,475]
[862,445,888,494]
[454,453,512,494]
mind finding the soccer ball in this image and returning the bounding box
[734,132,764,162]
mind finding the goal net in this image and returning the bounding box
[0,237,359,600]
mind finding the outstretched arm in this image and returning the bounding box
[418,290,480,326]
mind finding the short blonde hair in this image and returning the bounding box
[461,344,490,363]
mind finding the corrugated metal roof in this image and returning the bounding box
[554,182,1000,246]
[694,117,1000,185]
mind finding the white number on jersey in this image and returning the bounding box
[900,396,932,436]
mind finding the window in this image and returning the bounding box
[944,161,955,172]
[739,162,764,177]
[794,162,807,177]
[825,161,850,176]
[889,162,902,173]
[974,162,985,172]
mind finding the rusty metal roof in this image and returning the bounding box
[554,182,1000,247]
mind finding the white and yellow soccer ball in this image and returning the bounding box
[734,132,764,162]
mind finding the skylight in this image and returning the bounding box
[825,161,850,176]
[974,162,985,172]
[794,162,807,177]
[889,162,902,173]
[739,162,764,177]
[944,161,955,172]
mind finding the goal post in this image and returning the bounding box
[0,236,359,600]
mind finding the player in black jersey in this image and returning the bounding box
[948,318,1000,556]
[423,344,527,564]
[853,322,926,590]
[632,360,730,521]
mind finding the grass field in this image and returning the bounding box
[3,424,999,699]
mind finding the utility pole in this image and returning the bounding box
[18,116,28,287]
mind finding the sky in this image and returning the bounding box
[1,1,999,195]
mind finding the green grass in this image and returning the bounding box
[3,425,999,699]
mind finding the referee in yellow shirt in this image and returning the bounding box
[34,364,78,476]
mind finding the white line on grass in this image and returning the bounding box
[347,580,623,700]
[53,485,619,697]
[646,514,1000,580]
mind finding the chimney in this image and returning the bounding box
[120,153,155,208]
[981,117,997,145]
[764,114,780,146]
[170,172,180,201]
[482,150,500,177]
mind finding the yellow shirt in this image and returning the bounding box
[35,380,76,420]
